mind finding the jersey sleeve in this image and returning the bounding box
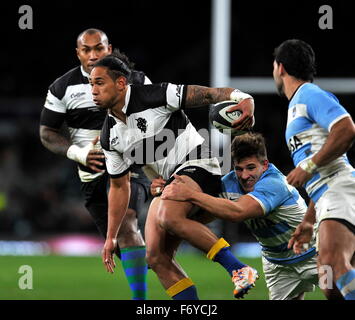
[40,89,67,128]
[103,149,131,178]
[248,175,289,215]
[165,83,186,112]
[43,89,67,114]
[306,91,350,132]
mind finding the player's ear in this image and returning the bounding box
[116,76,127,89]
[262,159,269,171]
[107,44,112,54]
[278,63,286,76]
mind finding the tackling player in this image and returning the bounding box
[273,39,355,300]
[162,132,319,300]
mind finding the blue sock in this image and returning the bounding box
[336,269,355,300]
[172,285,199,300]
[214,247,247,276]
[121,246,148,300]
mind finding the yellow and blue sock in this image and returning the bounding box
[336,269,355,300]
[207,238,246,276]
[121,246,148,300]
[166,278,199,300]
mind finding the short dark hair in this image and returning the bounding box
[93,49,132,81]
[273,39,316,82]
[76,28,109,46]
[231,132,267,164]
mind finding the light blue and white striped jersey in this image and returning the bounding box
[286,83,354,202]
[221,164,316,264]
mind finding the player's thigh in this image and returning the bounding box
[318,219,355,263]
[145,197,182,258]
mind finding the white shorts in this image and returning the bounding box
[262,255,318,300]
[315,171,355,226]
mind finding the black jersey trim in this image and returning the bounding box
[109,167,131,179]
[180,85,188,110]
[40,108,66,129]
[126,83,169,116]
[100,115,116,151]
[49,66,88,100]
[66,107,107,129]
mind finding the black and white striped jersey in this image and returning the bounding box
[40,65,150,182]
[100,83,221,180]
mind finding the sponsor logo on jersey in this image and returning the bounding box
[70,92,86,99]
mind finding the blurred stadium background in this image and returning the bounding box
[0,0,353,300]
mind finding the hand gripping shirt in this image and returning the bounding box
[221,164,316,265]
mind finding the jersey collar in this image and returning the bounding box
[80,65,90,79]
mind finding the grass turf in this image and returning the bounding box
[0,254,325,300]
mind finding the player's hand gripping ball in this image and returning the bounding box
[209,100,254,136]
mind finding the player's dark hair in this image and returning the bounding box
[76,28,109,46]
[273,39,316,82]
[93,49,132,81]
[231,132,267,164]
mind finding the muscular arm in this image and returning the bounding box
[39,125,71,156]
[190,192,264,222]
[106,173,131,240]
[162,178,264,221]
[312,116,355,167]
[184,85,234,108]
[102,173,131,272]
[287,117,355,187]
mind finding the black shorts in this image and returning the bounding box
[165,165,222,197]
[80,173,147,238]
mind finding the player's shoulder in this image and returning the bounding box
[49,66,86,100]
[256,164,287,190]
[100,114,116,151]
[298,83,339,105]
[221,171,240,191]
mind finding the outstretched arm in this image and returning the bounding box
[102,173,131,273]
[184,85,254,129]
[161,174,263,222]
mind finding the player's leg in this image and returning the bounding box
[117,181,148,300]
[81,174,148,300]
[145,197,199,300]
[159,171,258,298]
[317,219,355,300]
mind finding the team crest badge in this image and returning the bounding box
[136,117,147,133]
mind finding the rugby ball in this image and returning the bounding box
[209,100,250,136]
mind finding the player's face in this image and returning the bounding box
[76,33,112,74]
[234,156,268,193]
[273,60,285,97]
[90,66,121,110]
